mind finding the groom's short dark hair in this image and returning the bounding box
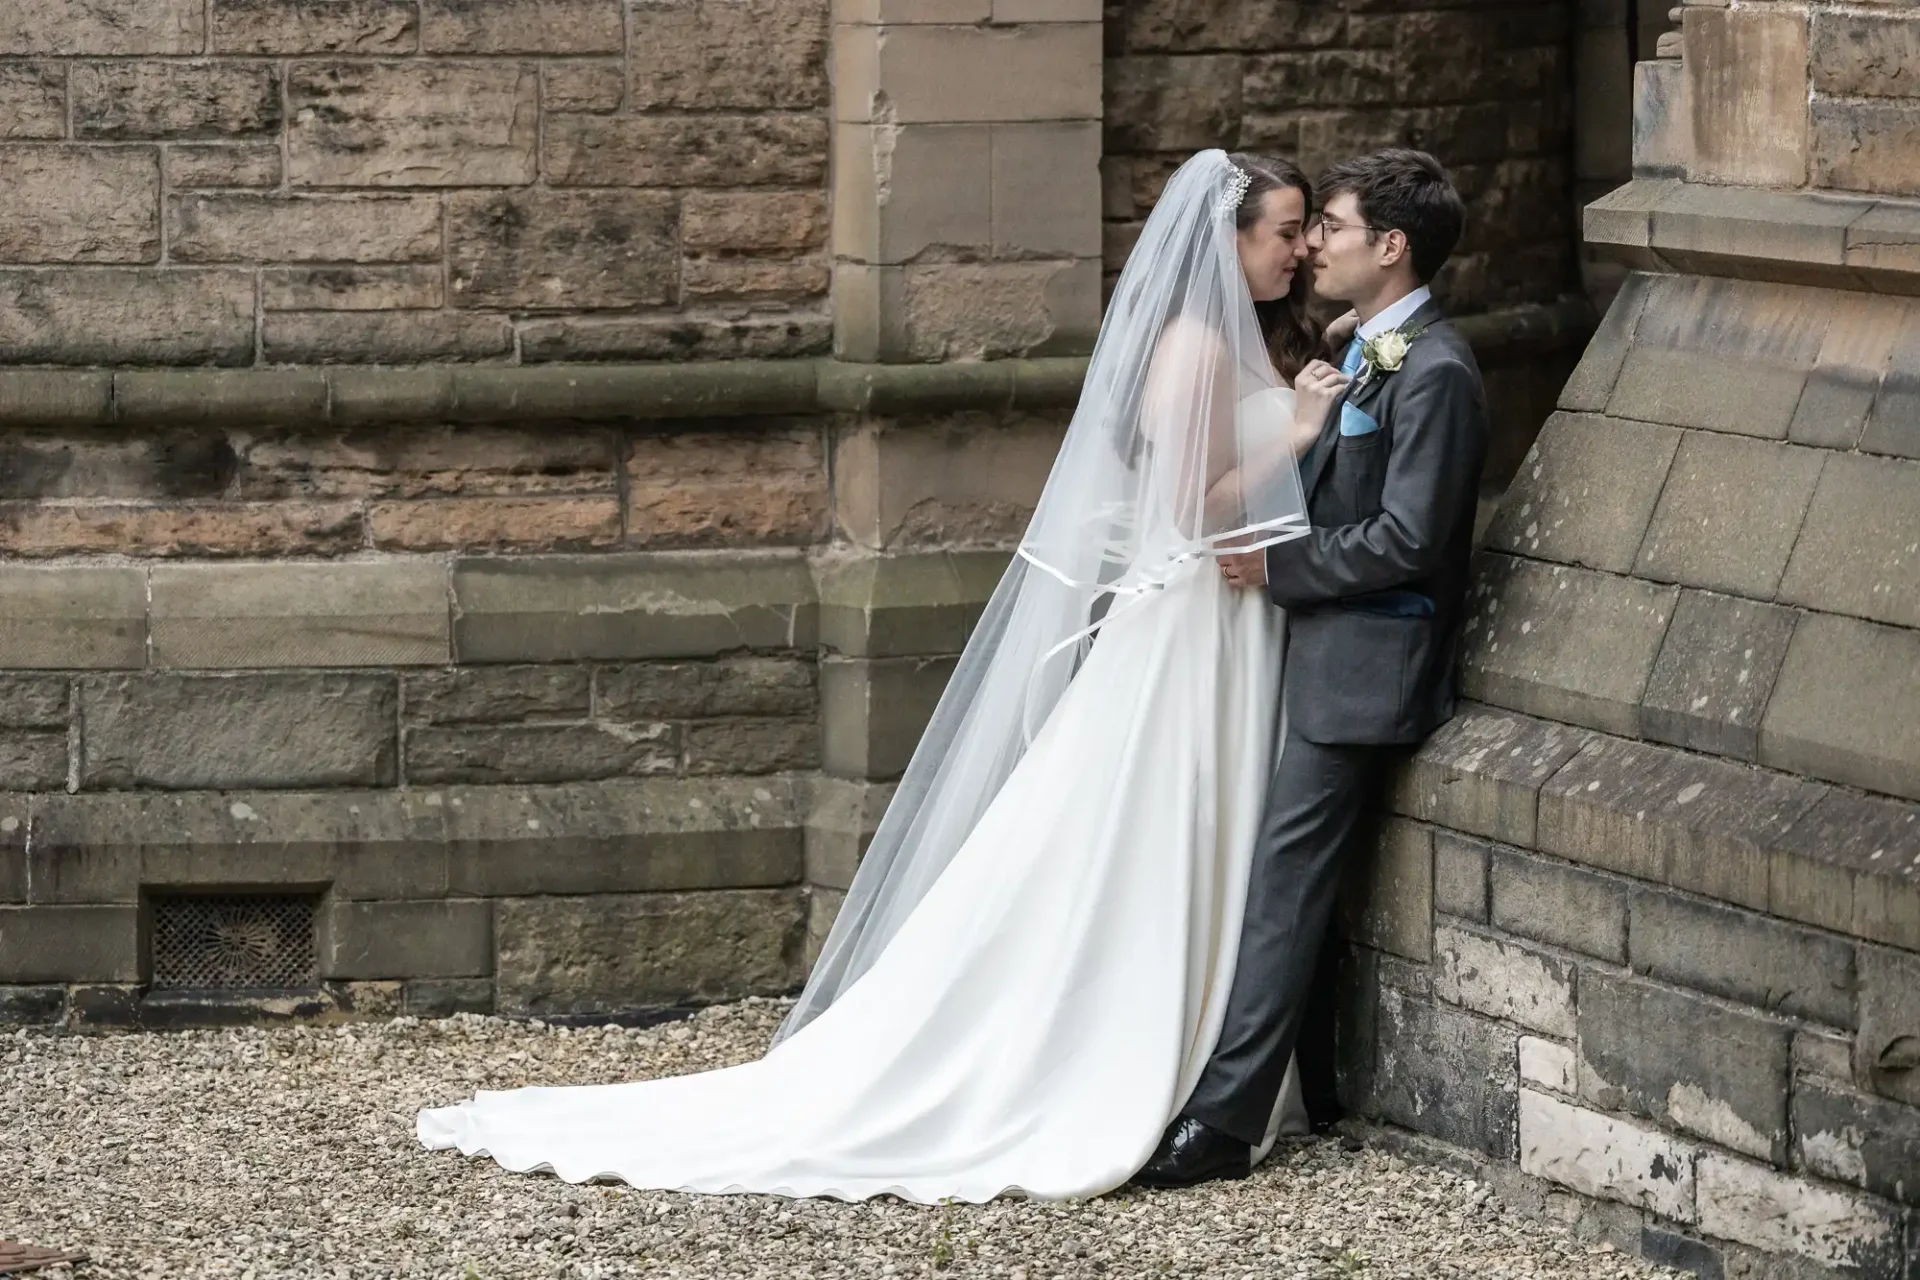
[1319,149,1465,283]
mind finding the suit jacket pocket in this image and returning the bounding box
[1284,608,1432,744]
[1323,431,1390,527]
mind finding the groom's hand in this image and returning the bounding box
[1219,548,1268,590]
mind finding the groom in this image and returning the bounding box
[1137,148,1489,1187]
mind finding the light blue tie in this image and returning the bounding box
[1340,338,1365,377]
[1334,337,1382,438]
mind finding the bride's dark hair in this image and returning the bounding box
[1228,152,1324,384]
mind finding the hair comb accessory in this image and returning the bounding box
[1216,162,1252,222]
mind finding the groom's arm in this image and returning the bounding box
[1263,355,1484,609]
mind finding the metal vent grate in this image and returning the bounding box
[150,894,319,990]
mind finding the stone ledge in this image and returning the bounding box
[0,359,1082,428]
[0,548,1006,670]
[0,303,1594,428]
[150,560,451,669]
[1389,704,1592,848]
[451,550,822,663]
[46,980,495,1029]
[1392,711,1919,954]
[1587,179,1920,294]
[812,548,1010,657]
[24,776,809,906]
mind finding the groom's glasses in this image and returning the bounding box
[1306,214,1380,241]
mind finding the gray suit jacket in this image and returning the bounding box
[1264,298,1489,745]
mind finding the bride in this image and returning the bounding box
[419,149,1355,1203]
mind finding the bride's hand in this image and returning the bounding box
[1324,309,1360,349]
[1292,360,1351,443]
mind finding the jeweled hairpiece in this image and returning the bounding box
[1216,163,1253,222]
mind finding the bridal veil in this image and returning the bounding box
[781,149,1311,1041]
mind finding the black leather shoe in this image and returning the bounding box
[1307,1102,1346,1137]
[1131,1116,1250,1188]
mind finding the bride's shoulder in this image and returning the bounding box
[1155,313,1217,350]
[1149,315,1229,375]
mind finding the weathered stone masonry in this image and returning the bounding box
[1102,0,1587,488]
[0,0,834,366]
[1338,705,1920,1280]
[0,0,1594,1014]
[34,2,1916,1275]
[0,358,1076,1026]
[1103,1,1576,312]
[1322,3,1920,1277]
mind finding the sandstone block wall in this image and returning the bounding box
[1100,0,1588,490]
[0,0,833,366]
[1335,702,1920,1280]
[1639,0,1920,200]
[1101,0,1578,315]
[0,538,1018,1027]
[0,0,1598,374]
[1330,1,1920,1269]
[0,357,1066,1028]
[830,0,1106,362]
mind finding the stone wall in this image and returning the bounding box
[1639,0,1920,200]
[7,10,1913,1276]
[1101,0,1578,315]
[0,361,1078,557]
[0,0,1610,1133]
[0,541,1009,1026]
[0,0,1598,368]
[1101,0,1588,490]
[0,360,1072,1027]
[0,0,832,366]
[1326,2,1920,1274]
[1333,702,1919,1279]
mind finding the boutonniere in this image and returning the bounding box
[1354,325,1427,391]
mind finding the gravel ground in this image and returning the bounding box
[3,999,1686,1280]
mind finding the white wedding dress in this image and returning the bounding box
[418,404,1308,1204]
[418,151,1313,1203]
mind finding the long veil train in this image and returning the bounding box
[418,149,1312,1202]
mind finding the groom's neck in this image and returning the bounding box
[1350,276,1422,327]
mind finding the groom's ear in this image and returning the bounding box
[1378,228,1411,271]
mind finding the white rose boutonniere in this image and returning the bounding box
[1354,326,1425,391]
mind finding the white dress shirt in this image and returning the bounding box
[1355,284,1433,345]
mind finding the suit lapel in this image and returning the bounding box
[1348,297,1444,409]
[1299,298,1446,499]
[1347,365,1391,415]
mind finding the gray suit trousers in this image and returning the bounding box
[1180,727,1388,1146]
